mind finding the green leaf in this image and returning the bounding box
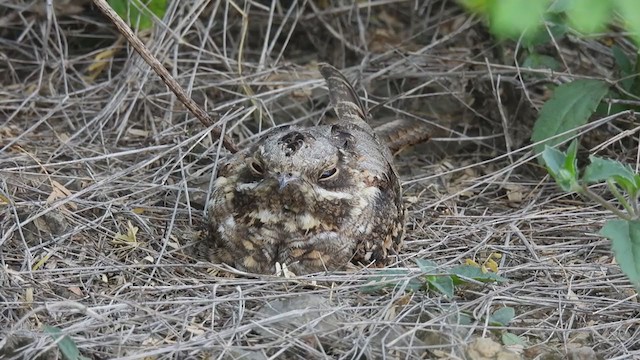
[361,269,422,293]
[457,0,492,14]
[107,0,168,30]
[541,144,579,192]
[426,275,455,298]
[600,219,640,287]
[489,307,515,326]
[521,16,568,48]
[582,156,639,195]
[502,332,528,346]
[416,259,438,273]
[145,0,168,17]
[616,0,640,47]
[531,79,609,156]
[415,259,456,297]
[522,53,561,71]
[448,265,508,284]
[541,145,566,175]
[612,46,633,75]
[566,0,612,34]
[595,90,632,116]
[489,0,550,41]
[612,46,634,92]
[564,139,578,176]
[631,54,640,97]
[548,0,572,13]
[44,326,88,360]
[457,312,474,326]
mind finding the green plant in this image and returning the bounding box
[459,306,527,346]
[542,140,640,289]
[528,49,640,290]
[44,326,89,360]
[475,0,640,290]
[362,259,507,297]
[364,265,526,346]
[458,0,640,46]
[107,0,168,30]
[531,80,611,157]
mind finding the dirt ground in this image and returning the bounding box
[1,1,639,359]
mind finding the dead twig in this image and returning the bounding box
[91,0,239,153]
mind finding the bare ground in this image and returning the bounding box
[0,1,639,359]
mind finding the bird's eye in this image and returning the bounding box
[319,167,338,181]
[249,160,264,175]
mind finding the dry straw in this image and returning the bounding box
[0,1,638,359]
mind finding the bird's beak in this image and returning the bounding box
[277,174,299,191]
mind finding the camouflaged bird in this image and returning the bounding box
[197,64,419,275]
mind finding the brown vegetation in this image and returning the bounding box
[0,1,638,359]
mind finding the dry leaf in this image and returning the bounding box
[50,180,72,197]
[0,194,10,205]
[466,337,521,360]
[403,195,418,204]
[465,258,480,267]
[186,325,205,335]
[275,262,297,278]
[58,132,70,144]
[33,211,68,235]
[127,128,149,137]
[142,337,164,348]
[565,346,598,360]
[86,47,118,81]
[394,293,413,307]
[504,184,525,203]
[0,125,19,137]
[368,28,403,53]
[45,257,58,270]
[68,286,84,297]
[485,259,499,273]
[114,221,139,246]
[431,349,450,358]
[25,288,34,304]
[47,180,77,210]
[507,190,523,203]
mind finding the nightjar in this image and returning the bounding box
[198,64,406,274]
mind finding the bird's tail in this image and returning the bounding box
[319,63,372,131]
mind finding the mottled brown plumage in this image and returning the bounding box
[197,64,406,274]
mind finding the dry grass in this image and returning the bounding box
[1,1,639,359]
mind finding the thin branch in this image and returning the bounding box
[580,184,634,221]
[91,0,239,153]
[607,179,635,218]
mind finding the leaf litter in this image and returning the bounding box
[0,1,638,359]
